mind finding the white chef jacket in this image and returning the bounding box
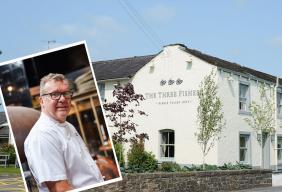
[24,112,104,192]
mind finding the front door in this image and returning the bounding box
[262,133,270,169]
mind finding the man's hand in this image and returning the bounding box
[45,180,73,192]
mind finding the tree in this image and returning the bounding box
[195,70,225,170]
[245,84,275,168]
[103,83,148,143]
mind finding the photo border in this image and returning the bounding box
[0,41,122,192]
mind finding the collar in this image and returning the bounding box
[40,112,68,128]
[40,112,72,139]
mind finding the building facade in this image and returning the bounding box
[93,44,282,170]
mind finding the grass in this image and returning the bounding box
[0,166,21,174]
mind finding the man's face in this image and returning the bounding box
[40,80,71,123]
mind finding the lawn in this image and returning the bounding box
[0,166,21,174]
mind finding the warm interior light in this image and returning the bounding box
[7,85,13,92]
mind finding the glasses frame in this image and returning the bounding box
[41,91,73,100]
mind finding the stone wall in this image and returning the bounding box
[92,170,272,192]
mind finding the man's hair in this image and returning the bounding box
[40,73,69,96]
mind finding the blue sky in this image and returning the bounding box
[0,0,282,78]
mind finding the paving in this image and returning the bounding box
[233,186,282,192]
[0,174,25,192]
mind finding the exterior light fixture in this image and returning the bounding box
[227,76,234,81]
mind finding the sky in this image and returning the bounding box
[0,0,282,78]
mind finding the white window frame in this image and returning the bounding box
[277,90,282,118]
[159,129,175,161]
[277,135,282,165]
[0,135,9,145]
[239,133,251,164]
[97,82,105,102]
[239,82,250,114]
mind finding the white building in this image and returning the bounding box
[93,44,282,170]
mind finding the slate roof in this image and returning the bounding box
[92,44,279,83]
[92,55,156,81]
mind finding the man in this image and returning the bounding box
[24,73,103,192]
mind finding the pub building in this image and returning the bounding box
[93,43,282,170]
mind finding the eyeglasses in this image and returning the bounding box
[41,91,73,100]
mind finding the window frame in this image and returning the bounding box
[159,129,175,161]
[239,132,251,165]
[239,81,250,114]
[97,82,105,102]
[277,135,282,165]
[277,89,282,119]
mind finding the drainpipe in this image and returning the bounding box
[275,77,278,171]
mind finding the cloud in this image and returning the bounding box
[267,35,282,47]
[144,4,175,23]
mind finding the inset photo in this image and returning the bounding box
[0,41,121,192]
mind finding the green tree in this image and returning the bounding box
[127,140,158,172]
[195,70,225,170]
[245,84,275,168]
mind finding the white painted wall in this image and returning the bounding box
[101,44,281,169]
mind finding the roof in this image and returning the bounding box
[92,55,156,81]
[181,45,277,83]
[92,44,279,83]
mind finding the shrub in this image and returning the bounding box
[127,141,158,173]
[113,142,125,167]
[160,162,182,172]
[218,162,251,170]
[0,143,16,164]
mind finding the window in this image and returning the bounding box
[0,135,9,145]
[239,134,250,164]
[277,136,282,165]
[160,130,175,159]
[97,82,105,102]
[239,83,249,111]
[186,60,192,70]
[277,92,282,118]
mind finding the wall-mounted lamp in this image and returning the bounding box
[271,134,275,143]
[149,63,155,73]
[227,76,234,81]
[186,59,192,70]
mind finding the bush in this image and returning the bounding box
[113,142,125,167]
[160,162,182,172]
[127,141,158,173]
[0,143,16,164]
[218,162,251,170]
[183,164,203,171]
